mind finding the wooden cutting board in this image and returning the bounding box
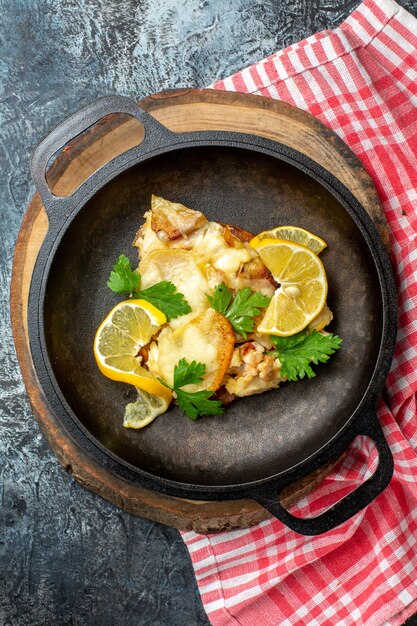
[10,89,388,533]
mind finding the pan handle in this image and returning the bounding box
[30,95,173,216]
[254,407,393,535]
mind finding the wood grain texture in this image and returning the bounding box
[12,87,387,534]
[2,1,417,625]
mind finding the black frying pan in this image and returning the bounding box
[28,95,397,535]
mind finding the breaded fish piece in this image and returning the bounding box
[135,196,333,403]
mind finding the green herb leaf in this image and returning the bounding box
[107,255,191,321]
[107,255,140,295]
[270,330,342,382]
[138,281,192,321]
[173,358,206,389]
[160,358,224,420]
[225,288,271,338]
[207,282,270,339]
[206,282,233,314]
[175,389,224,420]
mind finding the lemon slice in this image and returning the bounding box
[94,299,172,403]
[123,388,170,429]
[250,238,328,336]
[251,226,327,254]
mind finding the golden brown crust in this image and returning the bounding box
[237,256,277,286]
[219,222,254,243]
[197,309,235,391]
[150,196,208,242]
[146,309,235,393]
[151,210,183,240]
[222,225,237,247]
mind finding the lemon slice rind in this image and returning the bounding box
[123,387,170,429]
[94,299,172,403]
[251,226,327,254]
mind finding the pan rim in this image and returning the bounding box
[28,132,397,496]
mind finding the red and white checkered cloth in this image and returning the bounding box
[181,1,417,624]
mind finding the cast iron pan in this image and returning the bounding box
[28,95,397,535]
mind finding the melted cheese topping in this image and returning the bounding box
[138,248,210,329]
[137,215,254,267]
[191,222,254,275]
[134,198,334,404]
[148,325,218,391]
[136,200,276,393]
[147,309,234,392]
[137,216,258,330]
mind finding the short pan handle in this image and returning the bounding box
[255,407,393,535]
[30,95,173,215]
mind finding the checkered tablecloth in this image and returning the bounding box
[181,1,417,624]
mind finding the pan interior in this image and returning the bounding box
[44,145,383,486]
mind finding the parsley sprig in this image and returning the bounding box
[160,359,224,420]
[107,254,141,295]
[107,255,191,321]
[270,330,342,381]
[207,282,270,338]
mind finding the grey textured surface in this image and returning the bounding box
[2,1,417,625]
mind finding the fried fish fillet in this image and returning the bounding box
[135,196,332,400]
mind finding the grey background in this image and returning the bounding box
[2,1,417,625]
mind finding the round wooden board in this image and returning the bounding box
[11,89,388,533]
